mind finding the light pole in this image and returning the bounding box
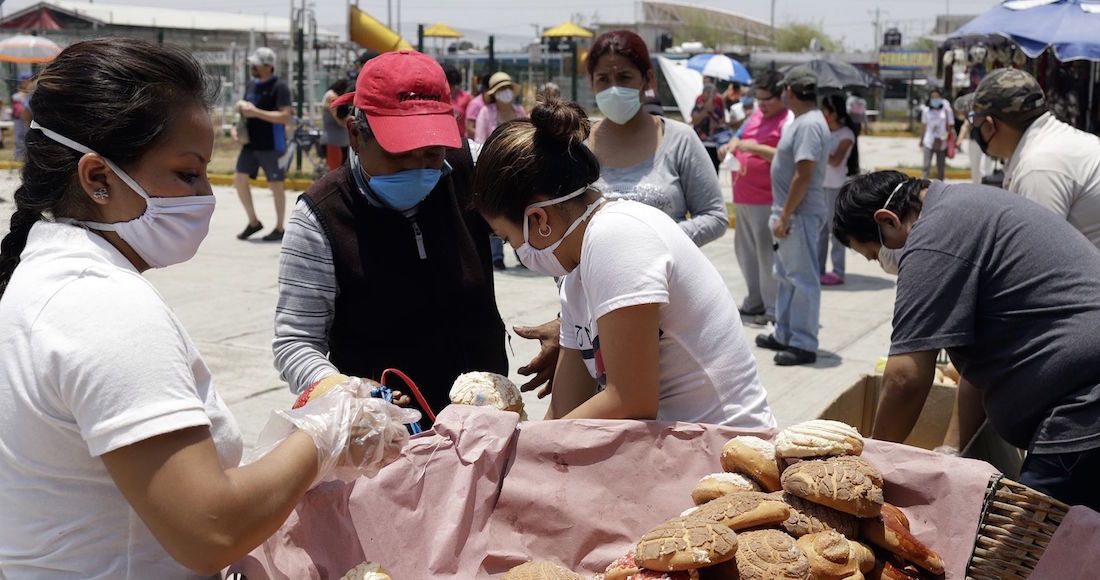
[770,0,776,48]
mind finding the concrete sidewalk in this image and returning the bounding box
[0,136,916,449]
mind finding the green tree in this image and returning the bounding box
[774,22,843,53]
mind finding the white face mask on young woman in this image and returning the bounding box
[32,121,215,268]
[595,86,641,125]
[517,185,604,277]
[877,181,907,275]
[494,88,515,104]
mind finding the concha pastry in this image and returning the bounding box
[773,492,859,539]
[720,436,782,491]
[340,561,392,580]
[780,456,883,518]
[775,420,863,458]
[602,550,699,579]
[692,491,791,531]
[796,530,862,580]
[691,472,761,505]
[503,560,584,579]
[449,371,527,419]
[734,529,811,580]
[635,516,738,572]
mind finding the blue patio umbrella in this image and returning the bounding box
[951,0,1100,62]
[686,53,752,85]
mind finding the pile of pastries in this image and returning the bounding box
[505,420,945,580]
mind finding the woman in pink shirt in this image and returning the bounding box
[719,70,789,326]
[474,72,526,143]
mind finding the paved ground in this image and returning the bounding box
[0,136,956,450]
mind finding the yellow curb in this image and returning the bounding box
[875,167,971,180]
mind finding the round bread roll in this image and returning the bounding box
[780,456,883,518]
[720,436,782,491]
[449,371,527,420]
[635,516,738,572]
[603,551,700,579]
[339,561,391,580]
[775,420,863,459]
[734,530,811,580]
[692,491,791,531]
[691,472,761,505]
[796,530,861,580]
[849,541,876,574]
[773,492,859,539]
[503,560,584,579]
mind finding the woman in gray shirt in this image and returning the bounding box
[586,30,728,246]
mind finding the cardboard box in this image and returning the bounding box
[818,374,957,450]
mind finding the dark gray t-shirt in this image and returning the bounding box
[890,181,1100,454]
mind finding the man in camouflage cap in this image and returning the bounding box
[969,68,1100,248]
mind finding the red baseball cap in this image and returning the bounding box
[332,50,461,153]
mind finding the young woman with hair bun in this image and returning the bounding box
[472,97,775,428]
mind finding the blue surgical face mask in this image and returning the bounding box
[350,149,446,211]
[595,86,642,125]
[930,98,944,109]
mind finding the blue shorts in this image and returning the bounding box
[236,147,286,182]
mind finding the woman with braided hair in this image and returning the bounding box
[0,38,411,577]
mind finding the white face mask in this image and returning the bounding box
[516,185,604,277]
[32,121,215,269]
[495,88,514,104]
[877,181,907,275]
[595,86,642,125]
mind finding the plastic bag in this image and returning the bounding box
[248,377,422,487]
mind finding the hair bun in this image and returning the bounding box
[529,97,590,148]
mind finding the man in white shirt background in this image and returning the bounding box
[969,68,1100,249]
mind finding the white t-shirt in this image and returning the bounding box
[824,126,855,189]
[1004,112,1100,250]
[558,200,776,428]
[0,221,243,579]
[921,106,950,150]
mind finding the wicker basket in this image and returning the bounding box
[965,474,1070,579]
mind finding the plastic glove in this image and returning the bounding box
[250,377,421,486]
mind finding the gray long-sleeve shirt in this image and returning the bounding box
[592,118,729,246]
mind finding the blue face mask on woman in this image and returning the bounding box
[350,149,445,211]
[930,98,944,109]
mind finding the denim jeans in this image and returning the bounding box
[817,187,846,277]
[1018,446,1100,512]
[771,211,823,352]
[490,235,504,263]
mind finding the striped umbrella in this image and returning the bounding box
[0,35,62,64]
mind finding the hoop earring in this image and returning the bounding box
[538,223,552,237]
[92,187,109,200]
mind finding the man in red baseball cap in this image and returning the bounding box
[272,50,508,427]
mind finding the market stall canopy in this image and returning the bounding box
[687,53,752,85]
[0,34,61,63]
[423,22,462,38]
[950,0,1100,62]
[541,21,593,38]
[781,59,882,90]
[657,56,704,122]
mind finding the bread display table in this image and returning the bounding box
[228,406,1000,579]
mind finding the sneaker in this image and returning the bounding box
[261,228,284,242]
[738,305,766,316]
[493,259,506,271]
[820,272,844,286]
[753,314,776,326]
[755,333,787,351]
[237,221,263,240]
[775,347,817,366]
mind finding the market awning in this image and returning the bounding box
[949,0,1100,62]
[541,21,593,38]
[423,22,462,38]
[3,7,63,31]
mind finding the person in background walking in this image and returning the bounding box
[321,78,351,172]
[818,93,859,286]
[919,88,952,180]
[719,70,789,326]
[232,47,293,242]
[12,72,33,163]
[754,66,830,367]
[463,72,491,140]
[475,72,527,270]
[444,64,472,136]
[846,89,869,135]
[586,29,728,247]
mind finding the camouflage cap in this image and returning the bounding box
[780,65,817,93]
[953,93,974,115]
[972,68,1046,116]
